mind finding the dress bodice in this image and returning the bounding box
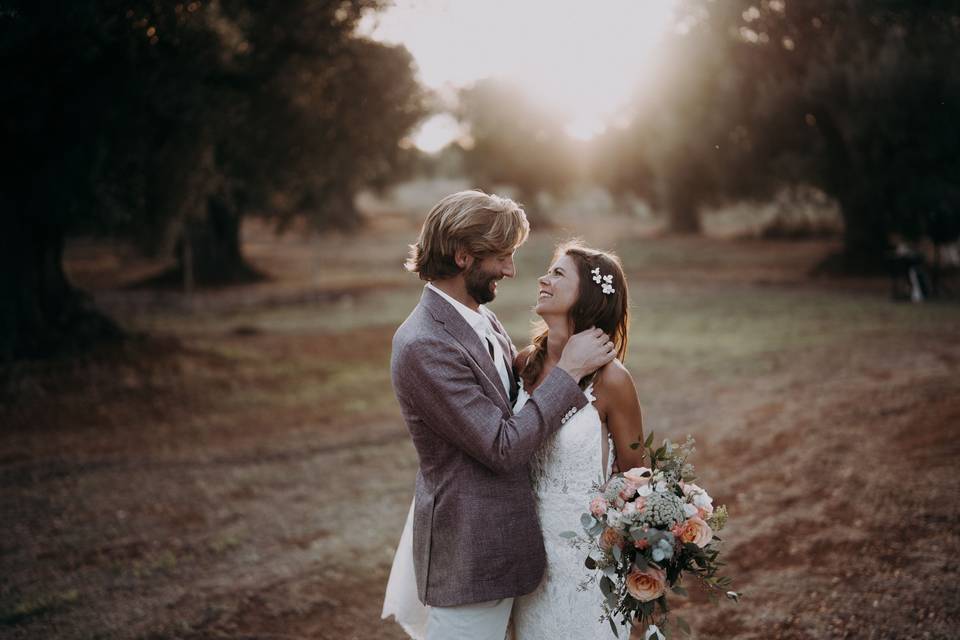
[511,380,614,639]
[514,382,612,498]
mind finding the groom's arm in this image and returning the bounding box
[393,337,587,474]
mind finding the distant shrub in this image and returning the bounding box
[702,186,843,240]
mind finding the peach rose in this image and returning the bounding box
[623,467,652,486]
[625,566,666,602]
[619,481,639,500]
[590,496,608,518]
[599,527,625,551]
[623,495,646,517]
[678,516,713,547]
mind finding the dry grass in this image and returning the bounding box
[2,218,958,639]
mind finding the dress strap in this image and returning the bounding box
[583,382,596,403]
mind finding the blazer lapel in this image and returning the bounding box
[420,287,511,408]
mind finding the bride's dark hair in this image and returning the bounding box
[517,240,629,390]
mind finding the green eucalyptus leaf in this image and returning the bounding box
[600,575,614,596]
[606,590,619,608]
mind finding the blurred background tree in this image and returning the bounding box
[3,0,959,362]
[608,0,960,270]
[0,0,424,360]
[456,79,578,225]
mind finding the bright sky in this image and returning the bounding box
[360,0,677,152]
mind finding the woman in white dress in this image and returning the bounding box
[383,241,646,639]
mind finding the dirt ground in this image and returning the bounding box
[2,219,958,639]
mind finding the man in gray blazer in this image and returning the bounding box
[391,191,615,639]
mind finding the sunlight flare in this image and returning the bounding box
[361,0,676,150]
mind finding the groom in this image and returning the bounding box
[391,190,615,640]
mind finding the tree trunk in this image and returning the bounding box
[174,195,263,287]
[667,190,702,234]
[0,215,122,361]
[831,188,891,275]
[808,107,890,274]
[841,211,890,272]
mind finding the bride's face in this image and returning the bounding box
[536,254,579,316]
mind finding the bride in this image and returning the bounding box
[383,241,647,639]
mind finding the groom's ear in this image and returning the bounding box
[454,248,473,270]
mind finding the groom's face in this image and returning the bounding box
[464,251,516,305]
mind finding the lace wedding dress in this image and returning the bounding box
[382,382,613,640]
[511,382,614,639]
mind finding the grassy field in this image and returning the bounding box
[2,218,958,639]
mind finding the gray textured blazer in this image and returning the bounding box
[391,286,588,607]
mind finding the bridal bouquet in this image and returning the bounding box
[563,434,739,638]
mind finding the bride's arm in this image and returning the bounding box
[596,360,647,471]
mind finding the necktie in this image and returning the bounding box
[484,328,511,396]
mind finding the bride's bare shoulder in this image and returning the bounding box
[597,358,634,387]
[595,359,639,405]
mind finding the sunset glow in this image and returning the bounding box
[362,0,677,150]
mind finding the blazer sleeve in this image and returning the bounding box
[393,336,587,474]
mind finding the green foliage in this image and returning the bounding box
[0,0,425,355]
[596,0,960,262]
[2,0,424,239]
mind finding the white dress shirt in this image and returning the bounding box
[427,283,511,396]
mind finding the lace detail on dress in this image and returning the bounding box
[511,382,614,639]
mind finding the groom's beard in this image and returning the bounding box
[464,262,500,305]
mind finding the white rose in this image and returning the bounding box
[606,509,623,529]
[692,491,713,517]
[683,482,714,517]
[681,481,701,496]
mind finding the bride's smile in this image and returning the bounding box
[535,254,579,315]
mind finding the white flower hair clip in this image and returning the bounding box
[590,267,616,295]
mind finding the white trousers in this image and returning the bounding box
[425,597,514,640]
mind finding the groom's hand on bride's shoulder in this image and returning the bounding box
[556,327,616,383]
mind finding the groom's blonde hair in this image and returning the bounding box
[405,190,530,280]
